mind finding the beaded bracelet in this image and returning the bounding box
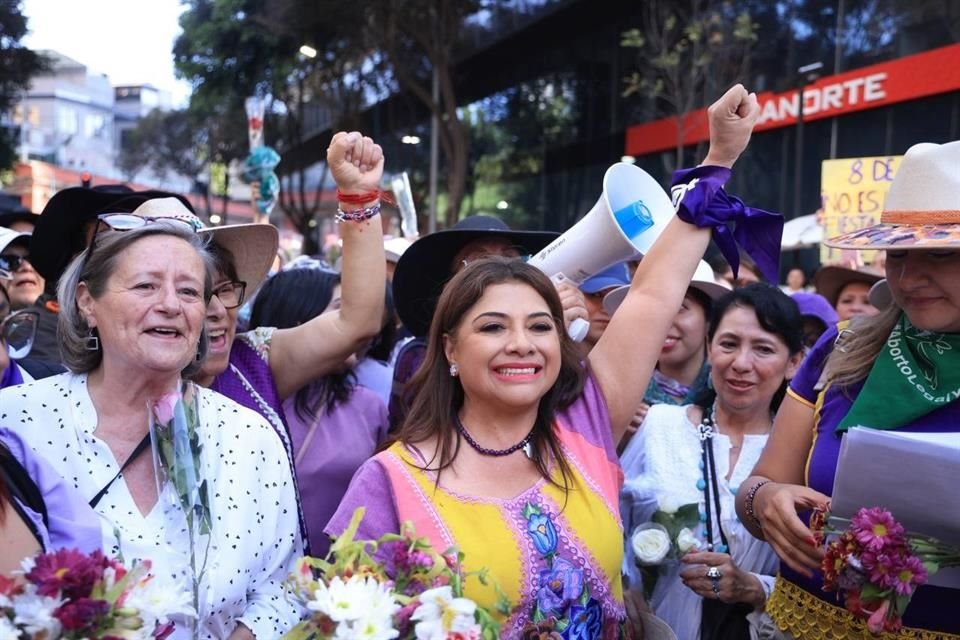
[744,479,773,530]
[335,203,381,223]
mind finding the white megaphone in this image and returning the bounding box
[528,162,674,341]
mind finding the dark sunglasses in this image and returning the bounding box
[0,254,32,273]
[78,212,204,278]
[211,280,247,310]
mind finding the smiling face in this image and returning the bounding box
[708,305,800,414]
[77,235,206,378]
[660,292,709,370]
[197,269,240,385]
[443,282,561,414]
[1,243,45,309]
[835,281,877,320]
[886,249,960,333]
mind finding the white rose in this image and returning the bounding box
[631,524,671,565]
[676,528,702,554]
[657,495,681,515]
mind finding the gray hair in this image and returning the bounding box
[57,222,215,376]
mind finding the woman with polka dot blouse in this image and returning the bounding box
[0,208,303,638]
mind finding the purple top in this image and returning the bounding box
[0,426,102,554]
[210,329,291,454]
[285,385,388,557]
[786,324,960,633]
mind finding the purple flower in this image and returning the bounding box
[884,553,928,596]
[850,508,905,552]
[535,557,584,615]
[55,597,110,632]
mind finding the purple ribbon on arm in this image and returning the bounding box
[671,166,784,284]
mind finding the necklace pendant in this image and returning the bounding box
[523,440,534,459]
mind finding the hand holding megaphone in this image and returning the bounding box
[553,276,591,343]
[528,163,675,341]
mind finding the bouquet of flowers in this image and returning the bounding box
[0,548,195,639]
[629,497,702,600]
[149,382,212,637]
[283,508,508,640]
[811,506,960,634]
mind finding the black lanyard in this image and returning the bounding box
[89,433,151,509]
[699,407,731,552]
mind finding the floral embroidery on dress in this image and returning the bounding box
[523,503,609,639]
[237,326,275,362]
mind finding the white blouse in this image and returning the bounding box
[619,403,778,640]
[0,373,304,639]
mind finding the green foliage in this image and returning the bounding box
[0,0,47,169]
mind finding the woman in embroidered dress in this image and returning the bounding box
[619,284,803,640]
[0,212,303,638]
[327,85,777,638]
[735,140,960,639]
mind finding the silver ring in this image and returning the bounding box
[706,566,722,579]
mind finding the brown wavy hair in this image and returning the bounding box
[395,257,586,494]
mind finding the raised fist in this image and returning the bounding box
[327,131,384,194]
[703,84,761,169]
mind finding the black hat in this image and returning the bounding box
[30,186,195,284]
[0,194,37,229]
[392,215,559,337]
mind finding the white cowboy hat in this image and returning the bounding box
[825,140,960,250]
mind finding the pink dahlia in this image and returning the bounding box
[26,548,108,599]
[885,553,928,596]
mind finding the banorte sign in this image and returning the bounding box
[624,43,960,157]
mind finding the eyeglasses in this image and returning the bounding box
[0,254,32,273]
[79,212,205,278]
[0,310,39,359]
[211,280,246,309]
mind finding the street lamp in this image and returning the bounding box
[793,61,824,220]
[401,135,421,145]
[299,44,317,59]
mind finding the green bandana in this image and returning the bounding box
[837,314,960,433]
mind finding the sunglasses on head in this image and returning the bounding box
[0,254,31,273]
[78,212,205,277]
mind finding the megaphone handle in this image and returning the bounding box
[568,317,590,343]
[548,273,590,343]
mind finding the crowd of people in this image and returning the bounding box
[0,83,957,640]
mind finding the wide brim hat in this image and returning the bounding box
[602,259,729,315]
[0,210,38,229]
[392,215,559,336]
[813,265,883,307]
[30,185,195,283]
[132,198,279,298]
[825,140,960,250]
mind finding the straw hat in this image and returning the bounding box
[825,140,960,249]
[813,265,883,308]
[392,215,558,336]
[132,198,278,297]
[602,260,729,315]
